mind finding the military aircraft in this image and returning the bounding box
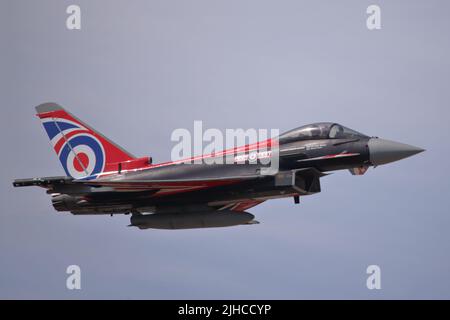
[13,103,424,229]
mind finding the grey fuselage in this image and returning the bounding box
[50,135,371,215]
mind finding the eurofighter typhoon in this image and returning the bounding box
[13,103,424,229]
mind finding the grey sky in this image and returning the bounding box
[1,0,449,299]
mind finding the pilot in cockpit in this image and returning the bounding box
[329,124,344,139]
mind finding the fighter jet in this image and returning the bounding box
[13,103,424,229]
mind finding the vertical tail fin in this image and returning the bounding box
[35,102,135,179]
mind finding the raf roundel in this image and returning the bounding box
[41,117,106,179]
[58,133,105,179]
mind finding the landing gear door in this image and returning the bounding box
[274,168,324,195]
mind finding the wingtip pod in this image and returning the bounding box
[34,102,136,179]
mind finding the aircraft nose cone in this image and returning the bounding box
[368,138,424,166]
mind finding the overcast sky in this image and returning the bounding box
[1,0,449,299]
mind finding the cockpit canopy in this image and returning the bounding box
[279,122,368,144]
